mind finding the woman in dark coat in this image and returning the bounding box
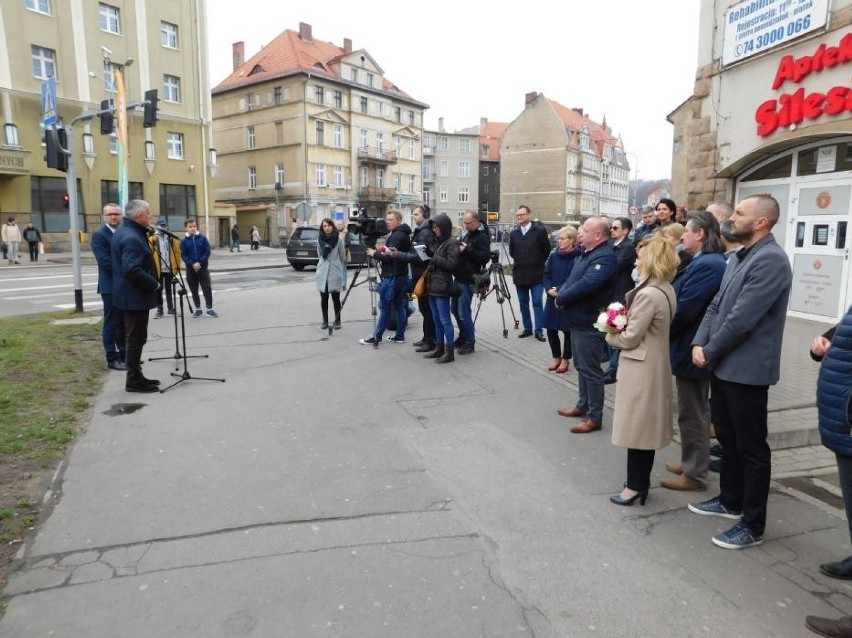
[424,213,460,364]
[543,226,581,373]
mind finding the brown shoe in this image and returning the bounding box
[557,407,587,418]
[665,461,683,475]
[570,420,601,434]
[660,474,706,491]
[805,614,852,638]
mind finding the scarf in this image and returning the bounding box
[319,232,338,259]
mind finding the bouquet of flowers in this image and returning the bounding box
[594,302,628,334]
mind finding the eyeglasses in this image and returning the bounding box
[105,213,121,216]
[610,226,620,230]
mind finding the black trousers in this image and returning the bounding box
[626,449,656,493]
[417,286,435,344]
[320,290,341,322]
[157,273,175,312]
[186,265,213,310]
[123,309,150,382]
[28,241,39,261]
[710,375,770,535]
[546,329,572,359]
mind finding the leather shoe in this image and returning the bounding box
[603,370,617,385]
[557,407,586,418]
[107,360,126,371]
[415,342,436,353]
[570,420,601,433]
[820,557,852,580]
[665,461,683,475]
[534,332,546,342]
[805,614,852,637]
[126,380,159,393]
[661,474,706,491]
[142,376,161,386]
[518,330,533,338]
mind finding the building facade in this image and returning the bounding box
[424,119,479,226]
[211,23,427,245]
[0,0,214,251]
[670,0,851,322]
[499,92,630,224]
[477,118,507,217]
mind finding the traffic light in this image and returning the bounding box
[63,192,70,209]
[99,99,114,134]
[44,127,68,172]
[143,89,158,128]
[487,212,500,223]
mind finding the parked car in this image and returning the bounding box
[286,225,369,270]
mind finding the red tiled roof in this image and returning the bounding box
[479,121,509,160]
[547,98,620,152]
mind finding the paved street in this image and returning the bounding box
[0,251,848,637]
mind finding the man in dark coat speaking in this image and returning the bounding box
[111,199,161,393]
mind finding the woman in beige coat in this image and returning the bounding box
[606,236,678,506]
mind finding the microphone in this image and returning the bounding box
[152,225,182,240]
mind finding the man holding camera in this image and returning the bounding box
[360,210,412,346]
[453,211,491,354]
[402,205,436,352]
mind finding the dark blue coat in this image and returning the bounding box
[111,218,159,311]
[509,223,551,286]
[181,233,211,268]
[611,239,637,303]
[555,242,617,331]
[818,306,852,457]
[91,224,117,294]
[542,247,581,331]
[669,252,727,379]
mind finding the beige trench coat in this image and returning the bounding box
[606,278,677,450]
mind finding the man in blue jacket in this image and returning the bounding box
[690,194,793,549]
[180,218,218,318]
[111,200,160,393]
[91,203,126,370]
[555,217,617,433]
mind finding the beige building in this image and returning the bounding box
[424,118,479,225]
[670,0,851,322]
[0,0,215,251]
[211,22,428,245]
[499,92,630,224]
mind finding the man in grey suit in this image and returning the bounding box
[688,194,792,550]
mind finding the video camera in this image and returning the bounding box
[347,207,388,249]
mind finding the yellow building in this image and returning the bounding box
[211,22,428,245]
[0,0,215,251]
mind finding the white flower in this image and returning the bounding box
[613,315,628,329]
[607,302,625,311]
[596,312,609,325]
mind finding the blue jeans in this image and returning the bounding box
[451,282,475,344]
[607,345,620,373]
[100,293,125,363]
[429,295,454,346]
[515,283,544,333]
[571,328,607,423]
[374,276,407,340]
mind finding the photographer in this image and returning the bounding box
[359,210,412,346]
[397,205,435,352]
[453,211,491,355]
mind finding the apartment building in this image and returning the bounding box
[0,0,214,250]
[211,22,428,244]
[423,118,479,226]
[476,118,507,216]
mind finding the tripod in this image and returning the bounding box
[149,276,207,370]
[340,255,379,344]
[473,257,519,338]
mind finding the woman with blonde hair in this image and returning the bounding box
[543,225,581,373]
[607,235,678,506]
[660,222,692,274]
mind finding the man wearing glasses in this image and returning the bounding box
[91,203,126,371]
[604,218,637,384]
[508,205,550,341]
[453,211,491,354]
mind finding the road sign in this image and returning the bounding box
[629,206,639,215]
[41,77,57,127]
[296,202,311,222]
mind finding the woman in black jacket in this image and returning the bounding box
[423,213,460,363]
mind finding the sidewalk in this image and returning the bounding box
[0,275,848,636]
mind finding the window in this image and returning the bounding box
[408,174,415,193]
[408,139,416,160]
[26,0,50,15]
[423,186,431,206]
[394,172,402,191]
[459,139,470,153]
[483,165,489,176]
[31,45,55,79]
[458,187,470,203]
[360,97,368,113]
[248,167,257,189]
[275,164,284,186]
[376,132,384,153]
[333,124,343,148]
[32,177,85,232]
[273,86,283,105]
[334,166,344,188]
[166,132,184,159]
[316,121,325,146]
[109,133,117,154]
[376,101,383,117]
[101,180,143,208]
[408,110,415,126]
[367,73,374,87]
[316,164,326,186]
[396,137,403,157]
[247,126,256,150]
[245,92,255,110]
[458,161,470,178]
[333,91,342,108]
[159,183,197,222]
[360,166,369,188]
[5,124,19,146]
[163,75,181,103]
[395,107,401,123]
[161,21,178,48]
[439,188,448,203]
[439,136,448,151]
[360,129,368,150]
[99,3,120,34]
[481,144,490,158]
[377,169,385,188]
[103,61,119,93]
[439,160,449,177]
[351,68,358,83]
[315,86,324,105]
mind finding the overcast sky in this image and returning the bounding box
[207,1,701,180]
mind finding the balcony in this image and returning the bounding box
[358,186,398,202]
[422,171,435,182]
[422,146,435,156]
[357,146,398,165]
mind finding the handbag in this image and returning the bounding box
[414,271,428,297]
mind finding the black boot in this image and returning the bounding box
[436,346,455,364]
[415,341,436,353]
[333,316,341,330]
[320,315,329,330]
[424,344,444,359]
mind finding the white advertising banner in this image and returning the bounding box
[723,0,831,67]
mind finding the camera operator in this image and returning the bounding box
[397,205,436,352]
[453,211,491,354]
[359,210,412,346]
